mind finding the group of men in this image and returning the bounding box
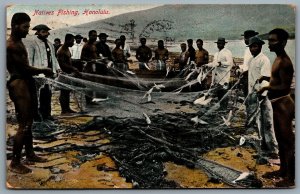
[7,12,295,187]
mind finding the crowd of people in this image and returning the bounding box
[6,12,295,187]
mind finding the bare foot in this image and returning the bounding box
[9,162,32,174]
[26,154,47,163]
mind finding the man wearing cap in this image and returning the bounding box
[70,34,84,72]
[206,37,233,108]
[246,36,278,162]
[7,12,52,174]
[96,33,112,61]
[238,30,259,96]
[25,24,60,121]
[57,34,81,114]
[70,34,84,60]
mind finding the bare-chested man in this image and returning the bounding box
[112,38,128,71]
[259,28,295,187]
[57,34,80,114]
[80,30,98,105]
[7,13,53,174]
[195,39,209,67]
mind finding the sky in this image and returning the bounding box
[6,4,161,30]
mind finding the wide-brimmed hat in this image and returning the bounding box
[214,37,228,44]
[75,34,83,39]
[32,24,51,35]
[247,36,265,47]
[98,33,108,38]
[241,30,259,38]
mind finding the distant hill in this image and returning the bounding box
[51,4,295,42]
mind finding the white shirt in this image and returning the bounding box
[121,42,131,58]
[24,36,60,74]
[239,48,252,72]
[207,48,233,86]
[70,42,84,59]
[247,52,271,94]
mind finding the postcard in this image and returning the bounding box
[6,4,295,189]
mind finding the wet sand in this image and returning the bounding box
[6,89,283,189]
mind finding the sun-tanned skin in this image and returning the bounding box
[7,13,53,174]
[259,29,295,187]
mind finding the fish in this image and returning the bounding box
[126,70,135,75]
[153,83,165,90]
[92,97,109,102]
[191,116,208,125]
[221,110,233,127]
[232,172,251,184]
[143,87,154,102]
[165,66,171,77]
[143,112,151,125]
[185,70,197,81]
[239,136,246,146]
[144,63,150,70]
[194,96,212,105]
[196,67,203,84]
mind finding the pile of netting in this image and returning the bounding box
[6,67,264,188]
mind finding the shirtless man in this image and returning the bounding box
[57,34,80,114]
[154,40,169,62]
[136,38,152,70]
[195,39,209,68]
[112,38,128,71]
[80,30,99,105]
[7,13,53,174]
[259,28,295,187]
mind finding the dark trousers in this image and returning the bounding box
[216,85,228,108]
[39,84,52,119]
[59,89,71,112]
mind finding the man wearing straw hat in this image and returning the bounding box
[246,36,278,162]
[206,37,233,108]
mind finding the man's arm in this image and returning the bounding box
[57,51,78,73]
[148,47,152,60]
[259,62,294,94]
[7,46,52,76]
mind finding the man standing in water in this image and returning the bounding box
[7,13,52,173]
[259,28,295,187]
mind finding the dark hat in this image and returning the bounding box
[214,37,228,44]
[75,34,83,39]
[32,24,51,31]
[32,24,51,35]
[247,36,265,47]
[98,33,108,38]
[241,30,259,38]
